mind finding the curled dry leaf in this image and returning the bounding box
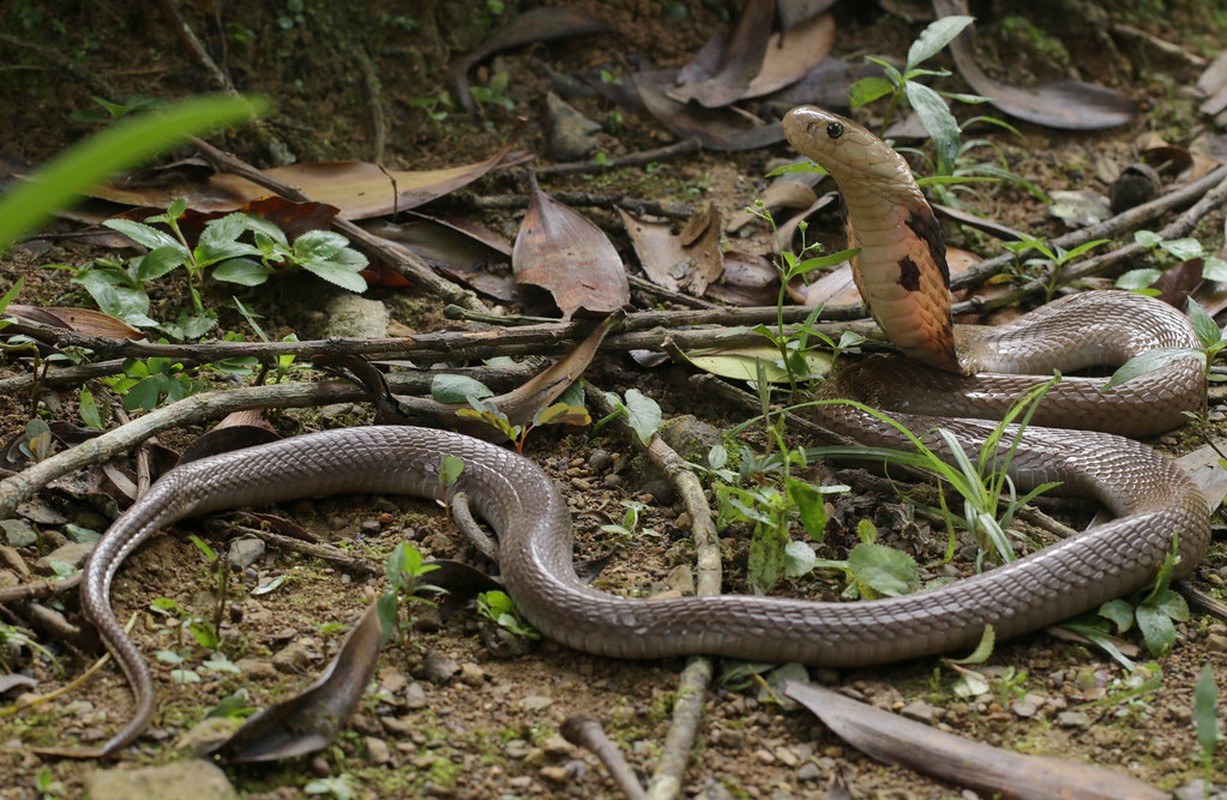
[92,148,532,219]
[209,601,383,763]
[785,680,1167,800]
[934,0,1138,130]
[726,179,818,233]
[704,250,777,307]
[363,213,515,298]
[635,70,784,151]
[618,204,724,296]
[512,175,628,318]
[448,6,612,111]
[6,304,143,340]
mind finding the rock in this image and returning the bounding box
[404,681,428,709]
[235,657,278,680]
[226,536,265,571]
[365,736,391,764]
[176,717,243,757]
[271,639,316,673]
[323,294,390,339]
[541,735,573,757]
[666,564,695,595]
[900,700,939,725]
[421,651,460,685]
[588,449,614,472]
[458,663,486,687]
[86,758,237,800]
[796,762,822,782]
[1055,711,1090,729]
[504,738,532,759]
[1,519,38,547]
[0,546,29,578]
[518,694,554,711]
[34,541,94,573]
[1011,694,1042,718]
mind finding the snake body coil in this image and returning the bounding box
[74,109,1209,756]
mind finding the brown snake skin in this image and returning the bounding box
[70,108,1210,757]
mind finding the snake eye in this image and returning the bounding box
[826,121,844,139]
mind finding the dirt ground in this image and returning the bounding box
[2,1,1227,798]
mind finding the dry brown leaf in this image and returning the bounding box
[671,0,776,108]
[726,179,819,233]
[7,304,143,340]
[91,148,532,219]
[934,0,1138,130]
[677,203,725,296]
[616,207,684,292]
[785,680,1167,800]
[512,175,628,318]
[635,70,784,151]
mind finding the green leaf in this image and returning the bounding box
[78,388,103,430]
[1202,256,1227,282]
[1114,267,1162,290]
[102,218,183,251]
[1098,598,1135,633]
[293,229,350,261]
[786,478,827,542]
[906,81,960,173]
[849,76,895,108]
[301,259,369,292]
[166,307,218,340]
[1134,602,1177,656]
[783,539,817,577]
[439,454,464,488]
[431,374,493,403]
[1134,230,1163,248]
[1194,663,1218,759]
[211,257,271,286]
[75,271,158,328]
[532,402,590,427]
[0,96,266,252]
[1159,237,1204,260]
[846,542,919,598]
[133,244,188,280]
[1104,348,1203,390]
[187,619,219,649]
[1187,298,1222,348]
[376,590,399,644]
[906,15,974,69]
[949,625,996,665]
[622,388,662,444]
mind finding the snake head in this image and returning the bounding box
[782,106,915,187]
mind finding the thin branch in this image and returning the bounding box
[536,138,702,178]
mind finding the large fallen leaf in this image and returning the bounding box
[91,148,532,219]
[512,175,628,318]
[6,304,143,340]
[363,213,515,297]
[683,345,831,383]
[933,0,1138,130]
[785,680,1167,800]
[634,70,784,151]
[449,6,612,111]
[209,600,383,762]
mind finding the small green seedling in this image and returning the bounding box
[377,542,443,644]
[476,590,540,640]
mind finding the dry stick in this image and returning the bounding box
[946,164,1227,299]
[15,308,873,366]
[535,138,702,177]
[0,381,374,519]
[200,519,381,576]
[588,388,721,800]
[460,191,696,221]
[0,574,80,605]
[156,0,291,163]
[562,714,648,800]
[188,137,484,311]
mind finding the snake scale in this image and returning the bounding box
[67,107,1208,756]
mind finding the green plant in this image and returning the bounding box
[592,389,661,445]
[806,519,922,600]
[743,204,862,390]
[0,95,265,253]
[1000,235,1109,299]
[18,418,53,462]
[33,765,65,800]
[1108,297,1226,392]
[469,71,515,112]
[804,376,1061,570]
[1096,536,1188,657]
[849,15,981,177]
[0,622,62,674]
[376,542,443,644]
[599,499,660,542]
[456,397,591,453]
[81,198,368,338]
[68,94,166,123]
[476,590,540,640]
[1116,230,1227,295]
[101,356,198,411]
[1194,663,1220,786]
[304,775,355,800]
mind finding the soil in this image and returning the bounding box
[2,1,1227,799]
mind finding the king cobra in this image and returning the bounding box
[68,108,1209,757]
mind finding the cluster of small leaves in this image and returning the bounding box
[476,590,541,640]
[101,356,198,411]
[376,541,443,644]
[1107,296,1225,387]
[455,397,591,453]
[599,499,660,542]
[806,519,922,601]
[850,15,984,177]
[19,418,53,462]
[73,198,367,338]
[1116,230,1227,294]
[1096,536,1188,658]
[999,235,1109,298]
